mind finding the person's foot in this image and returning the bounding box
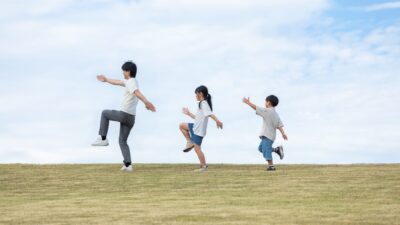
[120,165,133,172]
[91,136,109,146]
[274,146,284,160]
[183,141,195,152]
[194,165,208,172]
[266,165,276,171]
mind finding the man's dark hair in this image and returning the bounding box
[266,95,279,107]
[121,61,137,78]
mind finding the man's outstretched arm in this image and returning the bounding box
[97,75,124,86]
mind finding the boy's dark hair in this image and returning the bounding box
[121,61,137,78]
[266,95,279,107]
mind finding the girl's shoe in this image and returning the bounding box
[91,136,109,146]
[266,166,276,171]
[183,141,195,152]
[120,165,133,172]
[194,165,208,172]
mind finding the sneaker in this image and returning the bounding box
[266,166,276,171]
[120,165,133,172]
[91,136,109,146]
[183,141,195,153]
[194,165,208,172]
[274,146,284,160]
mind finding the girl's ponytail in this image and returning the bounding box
[195,85,213,111]
[206,93,213,111]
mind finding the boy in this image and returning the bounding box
[92,61,156,172]
[243,95,288,171]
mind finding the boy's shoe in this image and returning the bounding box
[266,166,276,171]
[194,165,208,172]
[120,165,133,172]
[274,146,284,160]
[91,136,109,146]
[183,141,195,153]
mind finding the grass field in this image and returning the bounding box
[0,164,399,225]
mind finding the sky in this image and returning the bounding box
[0,0,399,164]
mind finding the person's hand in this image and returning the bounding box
[242,97,250,104]
[216,120,223,129]
[182,107,190,116]
[282,133,288,140]
[145,102,156,112]
[97,74,107,82]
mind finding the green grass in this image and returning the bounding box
[0,164,399,225]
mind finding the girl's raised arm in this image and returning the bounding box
[182,107,195,119]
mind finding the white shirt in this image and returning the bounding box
[256,106,284,141]
[121,78,139,115]
[193,100,213,137]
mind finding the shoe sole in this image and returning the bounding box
[91,143,109,146]
[279,147,284,160]
[183,145,195,152]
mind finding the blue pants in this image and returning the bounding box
[258,136,273,161]
[188,123,204,146]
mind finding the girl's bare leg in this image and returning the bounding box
[179,123,191,142]
[194,144,206,166]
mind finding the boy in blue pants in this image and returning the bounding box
[243,95,288,171]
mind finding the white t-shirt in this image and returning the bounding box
[256,106,284,141]
[193,100,213,137]
[121,78,139,115]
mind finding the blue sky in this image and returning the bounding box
[0,0,399,164]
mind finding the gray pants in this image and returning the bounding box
[98,110,135,164]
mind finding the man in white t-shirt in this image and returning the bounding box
[91,61,156,172]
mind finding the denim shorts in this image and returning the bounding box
[258,136,273,161]
[188,123,204,146]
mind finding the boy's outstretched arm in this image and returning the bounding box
[210,114,223,129]
[278,127,288,140]
[97,75,124,86]
[134,89,156,112]
[242,97,256,110]
[182,107,195,119]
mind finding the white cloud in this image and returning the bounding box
[0,0,399,164]
[365,1,400,11]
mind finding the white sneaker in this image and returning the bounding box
[120,165,133,172]
[183,141,195,152]
[91,136,109,146]
[194,165,208,172]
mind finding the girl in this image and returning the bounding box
[179,85,223,172]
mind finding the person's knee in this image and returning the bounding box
[194,145,202,152]
[119,137,128,145]
[179,123,187,130]
[102,109,110,116]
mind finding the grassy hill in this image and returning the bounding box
[0,164,399,224]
